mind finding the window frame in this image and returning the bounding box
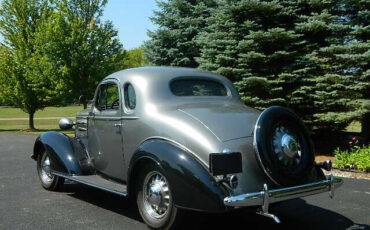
[123,82,136,113]
[95,82,121,111]
[169,77,231,97]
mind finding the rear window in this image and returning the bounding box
[170,79,227,96]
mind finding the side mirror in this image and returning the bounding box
[59,117,74,130]
[79,95,87,104]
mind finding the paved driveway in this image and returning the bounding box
[0,133,369,230]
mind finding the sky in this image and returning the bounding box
[0,0,158,50]
[102,0,158,49]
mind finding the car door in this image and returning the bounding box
[88,80,125,181]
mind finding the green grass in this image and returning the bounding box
[333,145,370,172]
[0,105,82,118]
[0,105,82,136]
[0,119,75,136]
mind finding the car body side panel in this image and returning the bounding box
[33,132,82,175]
[129,139,230,212]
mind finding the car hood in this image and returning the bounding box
[177,102,260,142]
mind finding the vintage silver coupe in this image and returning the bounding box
[32,67,342,229]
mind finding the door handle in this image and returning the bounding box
[113,123,123,128]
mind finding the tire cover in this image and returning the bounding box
[253,106,315,186]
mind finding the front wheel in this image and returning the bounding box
[37,150,64,191]
[136,164,182,229]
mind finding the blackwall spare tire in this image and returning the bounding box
[253,106,315,186]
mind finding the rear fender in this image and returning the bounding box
[128,139,230,212]
[33,132,82,175]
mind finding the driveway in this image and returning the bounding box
[0,133,369,230]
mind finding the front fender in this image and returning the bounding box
[128,139,230,212]
[33,132,82,175]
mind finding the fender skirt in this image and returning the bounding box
[32,132,83,175]
[129,139,230,212]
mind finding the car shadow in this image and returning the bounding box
[178,199,370,230]
[60,182,369,230]
[61,182,141,222]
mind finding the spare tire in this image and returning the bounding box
[253,106,315,186]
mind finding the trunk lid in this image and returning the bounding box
[178,102,260,142]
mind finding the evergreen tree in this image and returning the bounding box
[343,0,370,141]
[145,0,216,67]
[197,0,368,134]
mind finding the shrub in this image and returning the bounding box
[333,145,370,172]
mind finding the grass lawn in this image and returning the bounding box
[0,105,83,136]
[0,105,82,118]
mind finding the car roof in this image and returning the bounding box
[103,66,229,83]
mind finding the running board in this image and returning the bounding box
[52,171,127,196]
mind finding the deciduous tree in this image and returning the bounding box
[0,0,63,129]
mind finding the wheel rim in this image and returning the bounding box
[272,125,302,168]
[40,153,54,184]
[142,171,171,220]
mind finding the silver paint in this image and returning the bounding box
[76,67,263,193]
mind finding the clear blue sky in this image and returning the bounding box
[102,0,158,49]
[0,0,158,50]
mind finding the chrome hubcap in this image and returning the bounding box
[40,154,53,184]
[143,172,171,219]
[272,126,301,167]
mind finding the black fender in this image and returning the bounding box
[128,139,230,212]
[33,132,82,175]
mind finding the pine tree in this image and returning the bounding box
[196,0,368,135]
[145,0,216,67]
[342,0,369,141]
[197,0,306,109]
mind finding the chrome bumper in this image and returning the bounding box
[224,174,343,208]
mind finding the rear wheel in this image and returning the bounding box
[136,164,182,229]
[37,151,64,190]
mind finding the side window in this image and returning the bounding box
[124,83,136,110]
[96,83,120,110]
[96,84,107,110]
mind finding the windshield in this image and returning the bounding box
[170,79,227,96]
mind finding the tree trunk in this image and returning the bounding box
[83,103,87,109]
[361,112,370,144]
[29,112,35,130]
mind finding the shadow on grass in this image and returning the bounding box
[60,182,368,230]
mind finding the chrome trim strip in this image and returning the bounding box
[121,116,140,120]
[91,116,139,121]
[51,171,127,197]
[93,117,122,121]
[224,175,343,207]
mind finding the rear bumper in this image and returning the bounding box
[224,174,343,207]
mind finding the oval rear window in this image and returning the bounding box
[170,79,227,96]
